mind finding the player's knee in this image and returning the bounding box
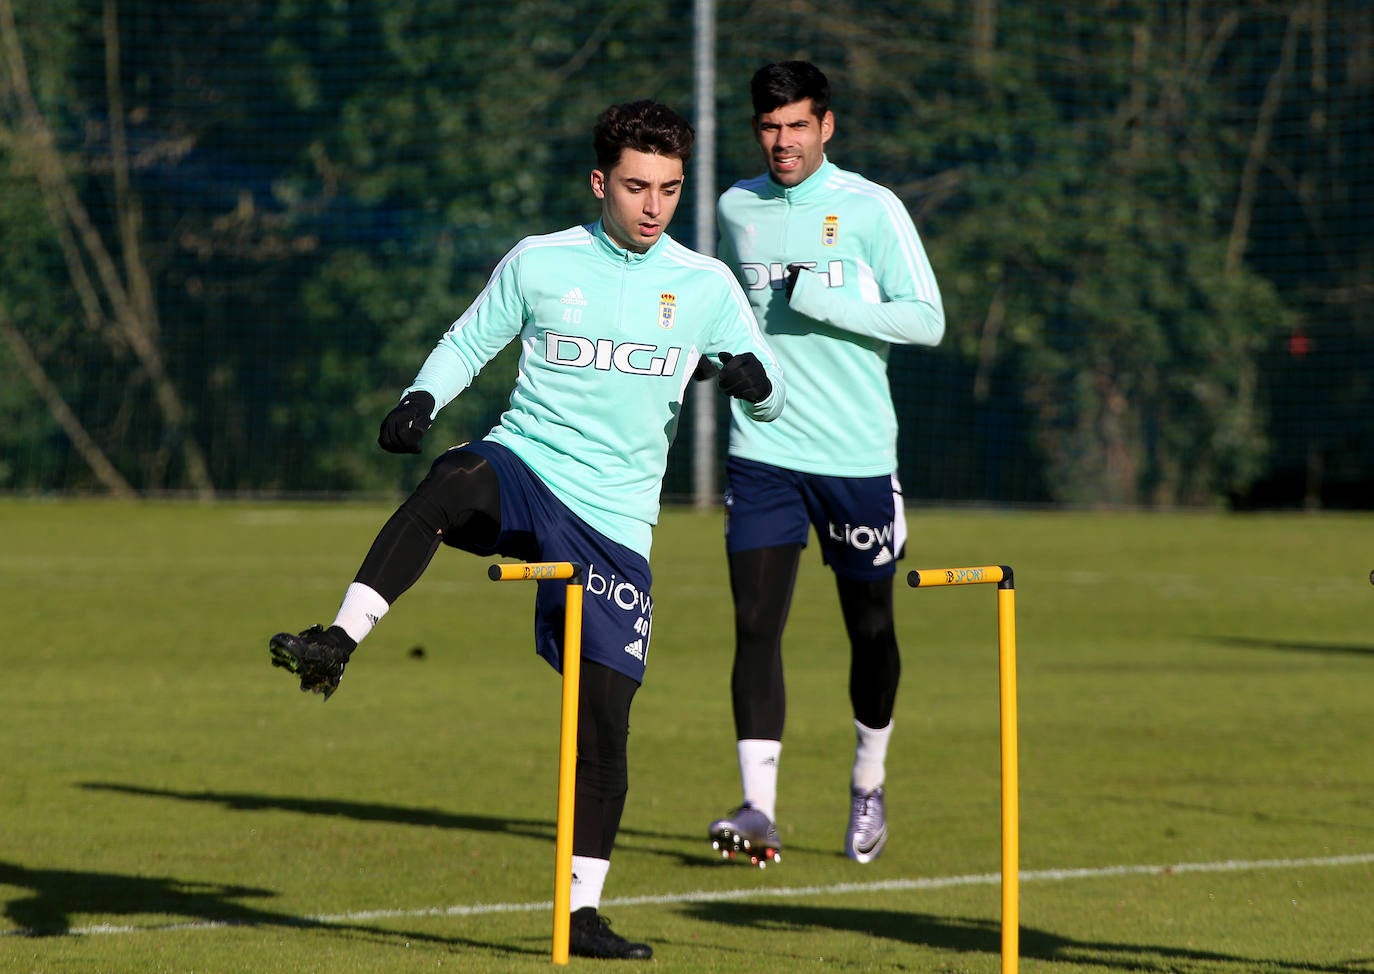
[854,619,898,653]
[839,577,897,646]
[845,596,896,645]
[405,449,501,545]
[422,448,491,493]
[734,613,779,655]
[733,589,789,651]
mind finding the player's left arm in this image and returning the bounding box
[788,193,945,348]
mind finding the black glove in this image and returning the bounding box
[692,356,720,382]
[377,391,435,454]
[785,263,808,300]
[716,351,772,404]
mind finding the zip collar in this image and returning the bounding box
[760,157,836,203]
[588,219,665,266]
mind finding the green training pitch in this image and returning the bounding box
[1,499,1371,973]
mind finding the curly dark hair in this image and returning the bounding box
[593,100,695,171]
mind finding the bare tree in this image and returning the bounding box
[0,0,214,496]
[0,306,135,496]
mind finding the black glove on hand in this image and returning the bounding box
[785,263,808,300]
[377,391,435,454]
[692,356,720,382]
[716,351,772,404]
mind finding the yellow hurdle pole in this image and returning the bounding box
[488,561,585,966]
[908,565,1019,974]
[997,581,1019,974]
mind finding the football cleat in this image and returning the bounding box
[708,803,781,868]
[269,624,355,700]
[846,785,888,864]
[569,907,653,960]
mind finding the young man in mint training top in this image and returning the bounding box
[268,100,785,960]
[704,61,944,867]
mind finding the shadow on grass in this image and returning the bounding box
[82,780,561,840]
[0,860,538,957]
[78,782,838,866]
[683,900,1368,972]
[1207,635,1374,658]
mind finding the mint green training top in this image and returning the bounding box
[404,219,785,558]
[717,158,944,477]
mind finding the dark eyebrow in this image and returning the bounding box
[624,177,684,189]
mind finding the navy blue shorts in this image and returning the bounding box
[457,440,653,684]
[724,456,907,581]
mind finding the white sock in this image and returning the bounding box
[570,855,609,912]
[331,582,390,645]
[852,719,893,793]
[737,739,781,821]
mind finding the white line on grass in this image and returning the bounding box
[12,851,1374,937]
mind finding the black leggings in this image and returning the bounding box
[354,447,636,860]
[728,544,901,739]
[353,448,505,601]
[573,660,638,859]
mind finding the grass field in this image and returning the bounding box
[1,498,1372,973]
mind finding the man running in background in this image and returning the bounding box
[705,61,944,867]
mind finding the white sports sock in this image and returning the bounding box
[852,718,893,793]
[570,855,609,912]
[737,739,781,821]
[331,582,390,645]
